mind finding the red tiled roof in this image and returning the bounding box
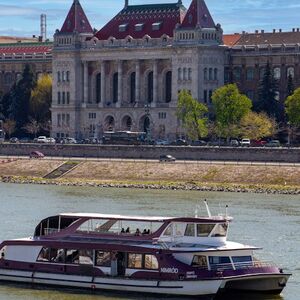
[0,43,52,55]
[61,0,93,34]
[95,2,187,40]
[235,31,300,45]
[223,34,241,47]
[181,0,215,29]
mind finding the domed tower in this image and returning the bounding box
[52,0,94,139]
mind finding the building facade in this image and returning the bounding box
[51,0,225,140]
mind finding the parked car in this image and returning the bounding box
[159,155,176,162]
[240,138,251,147]
[61,137,77,144]
[9,137,19,143]
[36,136,48,143]
[156,139,170,146]
[251,140,267,147]
[29,151,45,159]
[265,140,281,147]
[191,140,207,146]
[46,137,56,144]
[19,137,31,143]
[171,139,188,146]
[230,139,239,147]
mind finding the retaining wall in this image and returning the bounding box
[0,143,299,163]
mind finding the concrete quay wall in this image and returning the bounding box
[0,143,299,163]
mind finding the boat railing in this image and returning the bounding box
[211,260,276,271]
[152,238,169,249]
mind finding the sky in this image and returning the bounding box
[0,0,299,38]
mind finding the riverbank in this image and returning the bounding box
[0,159,299,194]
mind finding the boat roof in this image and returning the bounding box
[59,213,231,223]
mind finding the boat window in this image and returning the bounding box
[127,253,143,269]
[37,247,51,262]
[197,224,216,237]
[66,249,80,264]
[191,255,208,268]
[163,224,172,236]
[209,256,232,270]
[184,224,195,236]
[78,249,93,265]
[145,255,159,270]
[232,256,253,268]
[96,251,111,267]
[211,223,228,237]
[173,223,186,236]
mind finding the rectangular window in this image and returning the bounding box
[38,248,65,263]
[204,90,208,103]
[119,24,128,32]
[209,256,231,270]
[62,92,65,105]
[67,92,70,104]
[57,92,61,104]
[152,22,162,31]
[192,255,208,268]
[197,224,215,237]
[96,251,111,267]
[127,253,142,269]
[135,23,144,32]
[65,249,79,264]
[184,224,195,237]
[144,255,158,270]
[57,114,61,127]
[66,114,70,127]
[232,256,252,269]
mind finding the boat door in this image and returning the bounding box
[111,252,126,277]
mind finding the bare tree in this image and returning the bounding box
[23,118,40,138]
[2,119,16,138]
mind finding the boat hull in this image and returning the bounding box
[220,273,291,294]
[0,268,222,297]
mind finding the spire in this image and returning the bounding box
[181,0,215,29]
[60,0,93,34]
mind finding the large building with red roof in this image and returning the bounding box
[51,0,225,139]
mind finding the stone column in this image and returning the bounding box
[117,60,123,108]
[153,60,158,107]
[135,60,140,104]
[83,61,88,106]
[99,61,105,108]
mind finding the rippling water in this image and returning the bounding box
[0,183,299,300]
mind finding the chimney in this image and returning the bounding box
[124,0,129,8]
[242,31,246,35]
[255,30,259,34]
[261,30,264,33]
[279,29,282,33]
[297,28,300,32]
[273,29,276,33]
[293,28,295,32]
[40,14,47,42]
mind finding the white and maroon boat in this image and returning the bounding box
[0,206,291,298]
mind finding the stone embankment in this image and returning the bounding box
[0,159,299,195]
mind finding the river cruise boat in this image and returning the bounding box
[0,208,291,298]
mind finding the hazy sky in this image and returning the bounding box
[0,0,298,38]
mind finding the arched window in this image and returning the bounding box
[273,67,281,80]
[246,68,254,81]
[214,68,218,80]
[178,68,182,81]
[287,67,294,78]
[96,73,101,103]
[113,72,118,103]
[130,72,136,103]
[165,71,172,103]
[147,71,153,103]
[209,68,213,80]
[188,68,192,80]
[233,67,242,80]
[4,73,12,85]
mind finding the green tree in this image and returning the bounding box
[285,88,300,127]
[176,90,208,140]
[257,61,280,119]
[212,84,252,139]
[30,74,52,123]
[239,112,276,140]
[9,65,36,135]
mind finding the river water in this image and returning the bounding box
[0,183,299,300]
